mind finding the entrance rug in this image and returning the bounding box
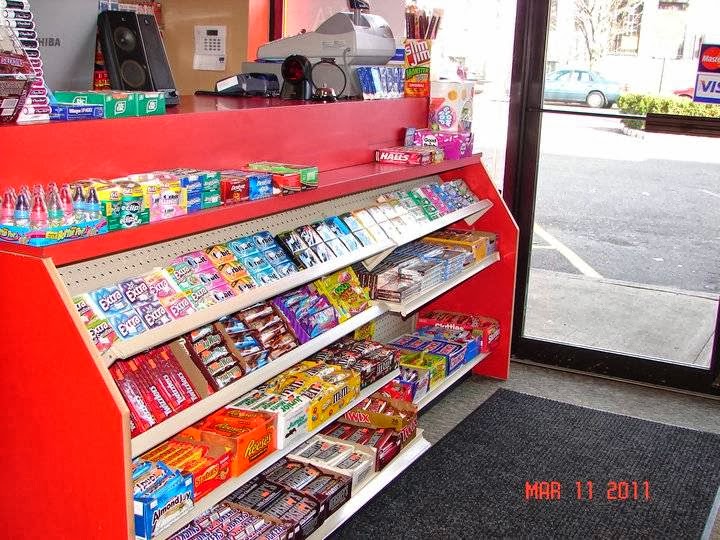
[333,389,720,539]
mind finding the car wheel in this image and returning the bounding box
[586,91,606,108]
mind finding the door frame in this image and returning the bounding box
[504,0,720,394]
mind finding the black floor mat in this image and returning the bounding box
[333,389,720,539]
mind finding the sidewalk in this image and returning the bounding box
[524,269,718,367]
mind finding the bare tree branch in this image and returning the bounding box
[572,0,643,68]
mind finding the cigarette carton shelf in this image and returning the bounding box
[307,430,433,540]
[154,370,400,540]
[0,97,518,539]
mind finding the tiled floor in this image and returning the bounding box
[419,361,720,538]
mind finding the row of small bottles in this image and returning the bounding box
[1,184,103,230]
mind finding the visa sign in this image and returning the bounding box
[693,73,720,104]
[693,43,720,104]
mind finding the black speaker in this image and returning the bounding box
[97,11,179,106]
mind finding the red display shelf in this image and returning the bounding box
[0,155,481,266]
[0,97,517,540]
[0,96,428,186]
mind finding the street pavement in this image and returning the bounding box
[472,101,719,366]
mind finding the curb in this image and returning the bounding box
[622,126,645,139]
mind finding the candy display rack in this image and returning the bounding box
[0,96,518,539]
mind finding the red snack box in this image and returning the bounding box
[220,174,249,204]
[110,362,156,435]
[417,310,500,352]
[374,146,435,166]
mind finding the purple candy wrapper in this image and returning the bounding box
[118,278,155,305]
[136,301,173,329]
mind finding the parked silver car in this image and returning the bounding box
[544,69,622,108]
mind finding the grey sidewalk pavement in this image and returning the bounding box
[524,268,718,367]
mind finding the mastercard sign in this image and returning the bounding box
[698,44,720,73]
[693,44,720,104]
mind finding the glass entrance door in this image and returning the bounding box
[509,0,720,392]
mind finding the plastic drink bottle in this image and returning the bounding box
[72,185,86,223]
[59,184,74,224]
[1,191,15,225]
[85,187,101,221]
[14,193,30,227]
[30,192,48,230]
[47,189,64,227]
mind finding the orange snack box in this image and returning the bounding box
[141,437,232,501]
[196,410,276,477]
[170,436,232,500]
